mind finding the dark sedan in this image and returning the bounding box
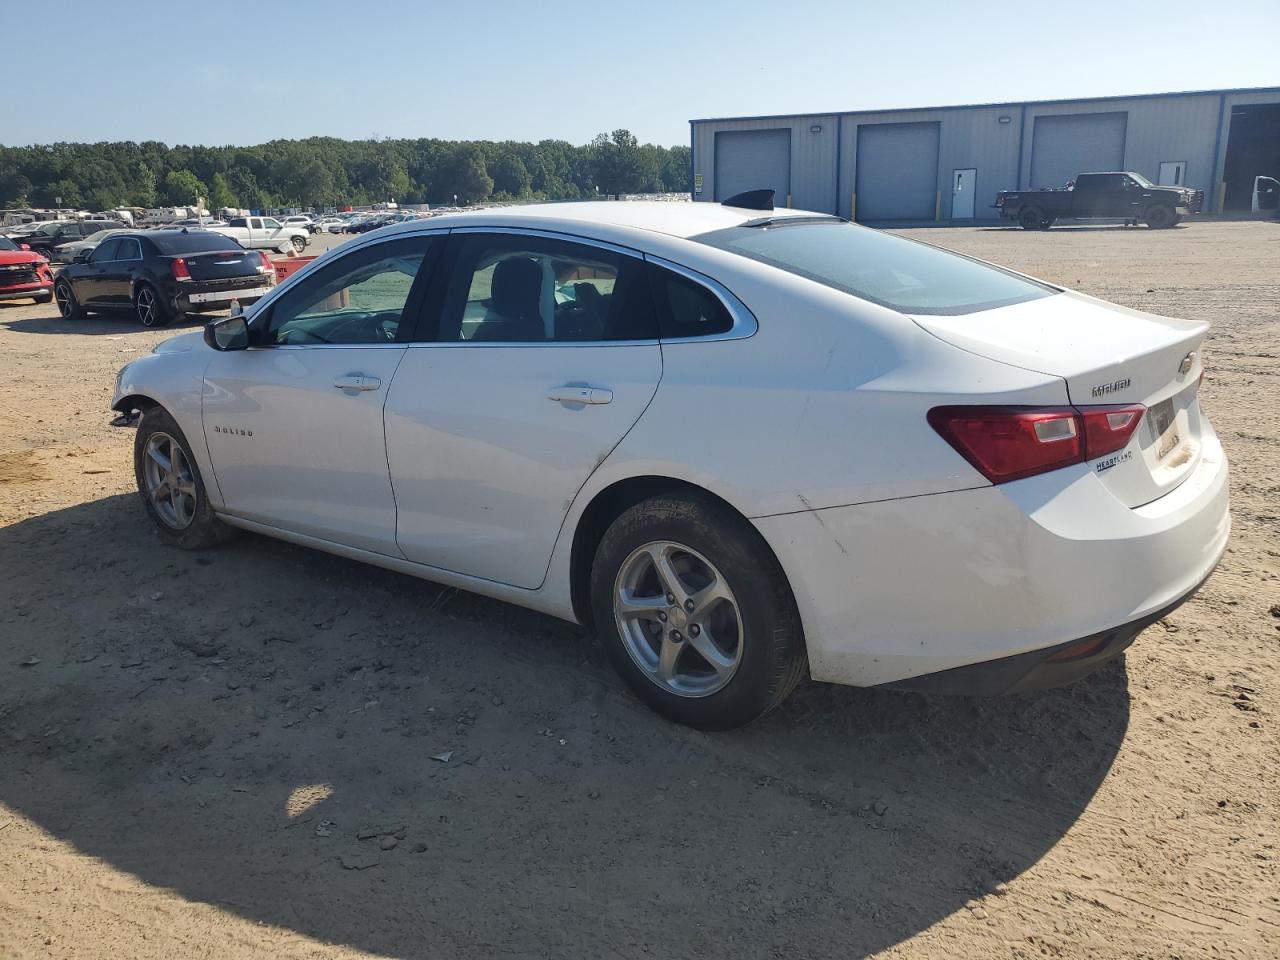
[53,230,277,327]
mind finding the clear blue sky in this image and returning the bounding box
[5,0,1276,148]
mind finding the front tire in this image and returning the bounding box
[134,406,237,549]
[1144,205,1175,229]
[133,283,172,327]
[54,280,83,319]
[590,493,806,730]
[291,235,306,253]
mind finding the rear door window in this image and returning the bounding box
[647,265,734,339]
[434,233,658,342]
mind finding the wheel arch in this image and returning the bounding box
[567,474,792,628]
[111,392,161,414]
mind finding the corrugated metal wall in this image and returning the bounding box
[691,88,1280,219]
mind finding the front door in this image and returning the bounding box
[384,231,662,589]
[951,168,977,218]
[1158,161,1186,186]
[202,234,439,555]
[78,238,122,306]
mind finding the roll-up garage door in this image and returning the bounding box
[854,122,940,221]
[714,129,791,203]
[1029,112,1127,189]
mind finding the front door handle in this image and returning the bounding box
[548,385,612,405]
[333,375,381,392]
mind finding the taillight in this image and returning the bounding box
[257,251,273,273]
[170,258,191,281]
[928,404,1146,484]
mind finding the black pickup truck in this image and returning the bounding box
[995,172,1203,230]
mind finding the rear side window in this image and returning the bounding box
[694,220,1055,316]
[647,264,734,339]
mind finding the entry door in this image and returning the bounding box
[202,234,438,556]
[384,231,662,589]
[78,238,122,305]
[951,168,977,218]
[1158,161,1186,186]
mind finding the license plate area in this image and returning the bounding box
[1146,397,1180,460]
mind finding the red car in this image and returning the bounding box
[0,235,54,304]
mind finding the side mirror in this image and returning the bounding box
[204,314,249,351]
[74,249,91,262]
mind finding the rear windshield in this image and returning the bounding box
[694,220,1057,315]
[150,232,243,255]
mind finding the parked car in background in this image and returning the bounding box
[996,172,1203,229]
[211,216,309,253]
[313,216,344,233]
[50,227,131,263]
[54,229,276,327]
[109,198,1229,729]
[17,219,127,258]
[327,215,357,233]
[280,215,319,234]
[0,235,54,304]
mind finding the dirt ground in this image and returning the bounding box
[0,220,1276,959]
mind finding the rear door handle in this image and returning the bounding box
[333,375,381,392]
[547,385,612,405]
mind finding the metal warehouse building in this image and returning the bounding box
[690,86,1280,221]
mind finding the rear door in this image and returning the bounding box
[202,234,441,554]
[100,236,143,304]
[384,229,662,588]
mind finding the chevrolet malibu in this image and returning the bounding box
[109,195,1230,730]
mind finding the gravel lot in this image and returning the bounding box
[0,220,1276,959]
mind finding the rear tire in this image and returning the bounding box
[133,283,172,327]
[54,280,83,319]
[590,493,807,730]
[1144,205,1175,229]
[134,406,238,550]
[1018,206,1050,230]
[290,235,306,253]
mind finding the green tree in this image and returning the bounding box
[590,129,647,199]
[207,172,237,211]
[160,169,207,206]
[434,144,493,205]
[128,162,157,207]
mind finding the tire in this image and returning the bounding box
[1018,206,1049,230]
[1144,205,1175,229]
[54,279,83,319]
[590,493,807,730]
[133,282,172,327]
[1172,214,1184,226]
[134,406,238,550]
[291,235,306,253]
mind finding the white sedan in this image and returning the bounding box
[110,196,1229,729]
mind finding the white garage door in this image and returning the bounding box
[1029,112,1128,189]
[714,129,791,203]
[854,122,941,221]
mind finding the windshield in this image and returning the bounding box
[695,220,1057,316]
[85,230,117,243]
[0,236,18,252]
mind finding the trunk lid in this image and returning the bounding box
[912,290,1208,507]
[178,249,267,282]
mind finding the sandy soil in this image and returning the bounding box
[0,221,1276,959]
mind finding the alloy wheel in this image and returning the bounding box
[136,287,157,326]
[54,282,74,318]
[142,432,197,530]
[613,540,743,698]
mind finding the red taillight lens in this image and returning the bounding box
[928,403,1145,484]
[258,251,273,273]
[170,257,191,281]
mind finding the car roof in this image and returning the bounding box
[377,200,823,242]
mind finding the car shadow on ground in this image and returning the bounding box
[0,305,208,335]
[0,493,1131,959]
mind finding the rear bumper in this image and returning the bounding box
[753,428,1230,690]
[170,278,274,312]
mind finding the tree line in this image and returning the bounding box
[0,129,690,212]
